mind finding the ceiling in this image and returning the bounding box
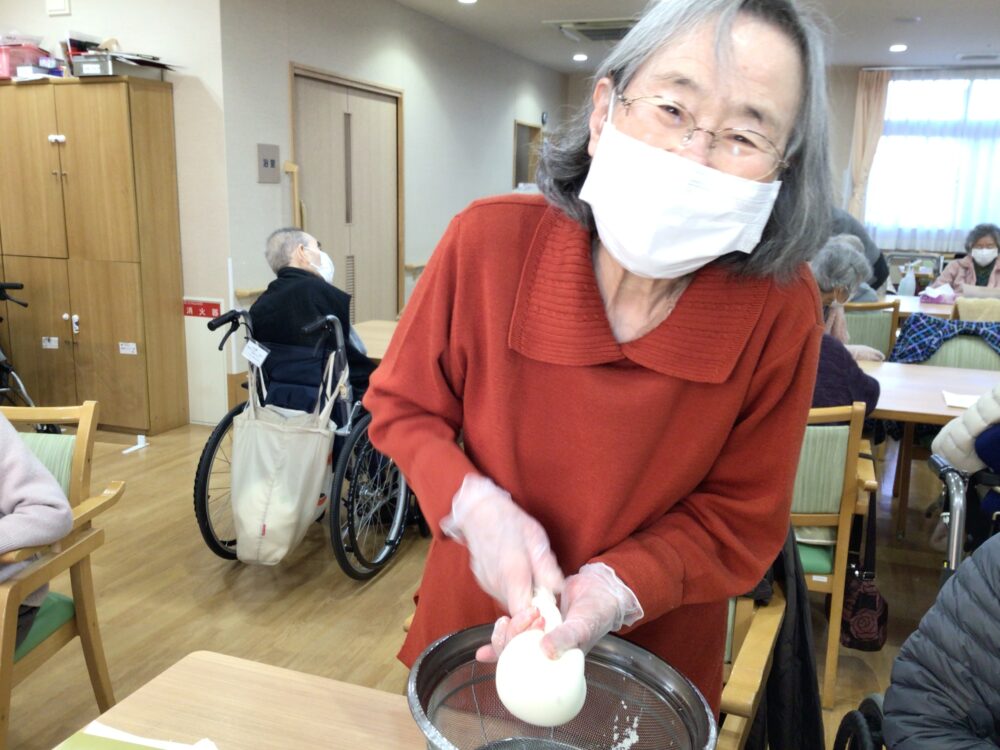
[391,0,1000,74]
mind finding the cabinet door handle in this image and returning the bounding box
[71,314,80,335]
[47,134,66,144]
[51,170,59,176]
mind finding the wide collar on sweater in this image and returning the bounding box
[508,206,772,383]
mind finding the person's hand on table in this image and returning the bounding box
[441,473,564,623]
[846,344,885,362]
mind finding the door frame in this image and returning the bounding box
[513,120,543,188]
[289,63,406,314]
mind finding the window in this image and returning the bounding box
[865,72,1000,252]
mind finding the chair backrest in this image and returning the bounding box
[844,299,900,357]
[924,336,1000,370]
[956,296,1000,322]
[0,401,97,506]
[791,403,865,544]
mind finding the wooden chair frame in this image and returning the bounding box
[717,582,787,750]
[0,402,125,746]
[844,299,901,356]
[790,402,866,709]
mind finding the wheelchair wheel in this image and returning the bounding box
[330,411,409,580]
[193,401,246,560]
[833,709,877,750]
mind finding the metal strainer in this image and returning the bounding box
[408,624,716,750]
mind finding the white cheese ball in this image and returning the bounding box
[495,629,587,727]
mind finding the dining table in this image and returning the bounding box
[56,651,426,749]
[894,294,954,320]
[354,319,397,364]
[860,360,1000,538]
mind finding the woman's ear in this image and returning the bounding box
[587,78,614,158]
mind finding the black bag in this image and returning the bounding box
[840,491,888,651]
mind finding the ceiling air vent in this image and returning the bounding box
[956,53,999,62]
[544,18,638,44]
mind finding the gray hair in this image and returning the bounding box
[535,0,832,282]
[965,223,1000,251]
[810,234,871,295]
[265,227,312,273]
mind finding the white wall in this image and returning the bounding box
[219,0,567,296]
[0,0,231,423]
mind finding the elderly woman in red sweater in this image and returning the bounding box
[365,0,830,713]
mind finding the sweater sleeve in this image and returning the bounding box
[0,416,74,555]
[934,259,965,291]
[363,217,478,532]
[882,536,1000,749]
[595,312,823,621]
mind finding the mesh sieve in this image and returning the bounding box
[408,625,716,750]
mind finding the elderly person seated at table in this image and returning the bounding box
[932,223,1000,294]
[810,234,884,362]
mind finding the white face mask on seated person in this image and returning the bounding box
[310,250,335,285]
[971,246,999,268]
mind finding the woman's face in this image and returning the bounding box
[587,13,803,183]
[821,286,850,307]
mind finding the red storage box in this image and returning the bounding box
[0,45,46,79]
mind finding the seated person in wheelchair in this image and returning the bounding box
[0,411,73,648]
[250,228,375,412]
[882,533,1000,749]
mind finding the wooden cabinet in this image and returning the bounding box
[0,77,187,433]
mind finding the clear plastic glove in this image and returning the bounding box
[541,563,644,658]
[441,474,564,617]
[846,344,885,362]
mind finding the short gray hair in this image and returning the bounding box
[810,234,871,295]
[265,227,312,273]
[535,0,832,282]
[965,223,1000,252]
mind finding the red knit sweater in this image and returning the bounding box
[364,194,822,712]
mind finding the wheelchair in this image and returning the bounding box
[0,282,35,408]
[192,308,412,580]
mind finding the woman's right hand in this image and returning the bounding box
[441,474,564,617]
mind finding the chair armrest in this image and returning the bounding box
[72,481,126,531]
[720,583,786,719]
[0,545,54,564]
[0,481,124,564]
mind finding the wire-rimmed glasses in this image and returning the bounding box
[617,93,788,181]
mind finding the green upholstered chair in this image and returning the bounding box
[844,299,900,358]
[0,401,125,745]
[790,402,865,709]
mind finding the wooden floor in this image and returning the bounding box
[9,427,945,749]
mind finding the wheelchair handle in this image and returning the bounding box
[0,282,27,307]
[207,309,241,331]
[302,315,345,350]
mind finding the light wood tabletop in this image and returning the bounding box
[354,319,398,364]
[860,360,998,424]
[894,295,954,319]
[81,651,425,749]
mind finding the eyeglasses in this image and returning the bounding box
[617,94,788,181]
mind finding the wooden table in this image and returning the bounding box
[68,651,425,749]
[354,319,397,364]
[861,360,1000,537]
[894,295,954,319]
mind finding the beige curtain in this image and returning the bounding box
[847,69,891,219]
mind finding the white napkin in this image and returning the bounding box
[943,391,979,409]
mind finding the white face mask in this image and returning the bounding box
[308,249,335,284]
[579,106,782,280]
[971,247,998,268]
